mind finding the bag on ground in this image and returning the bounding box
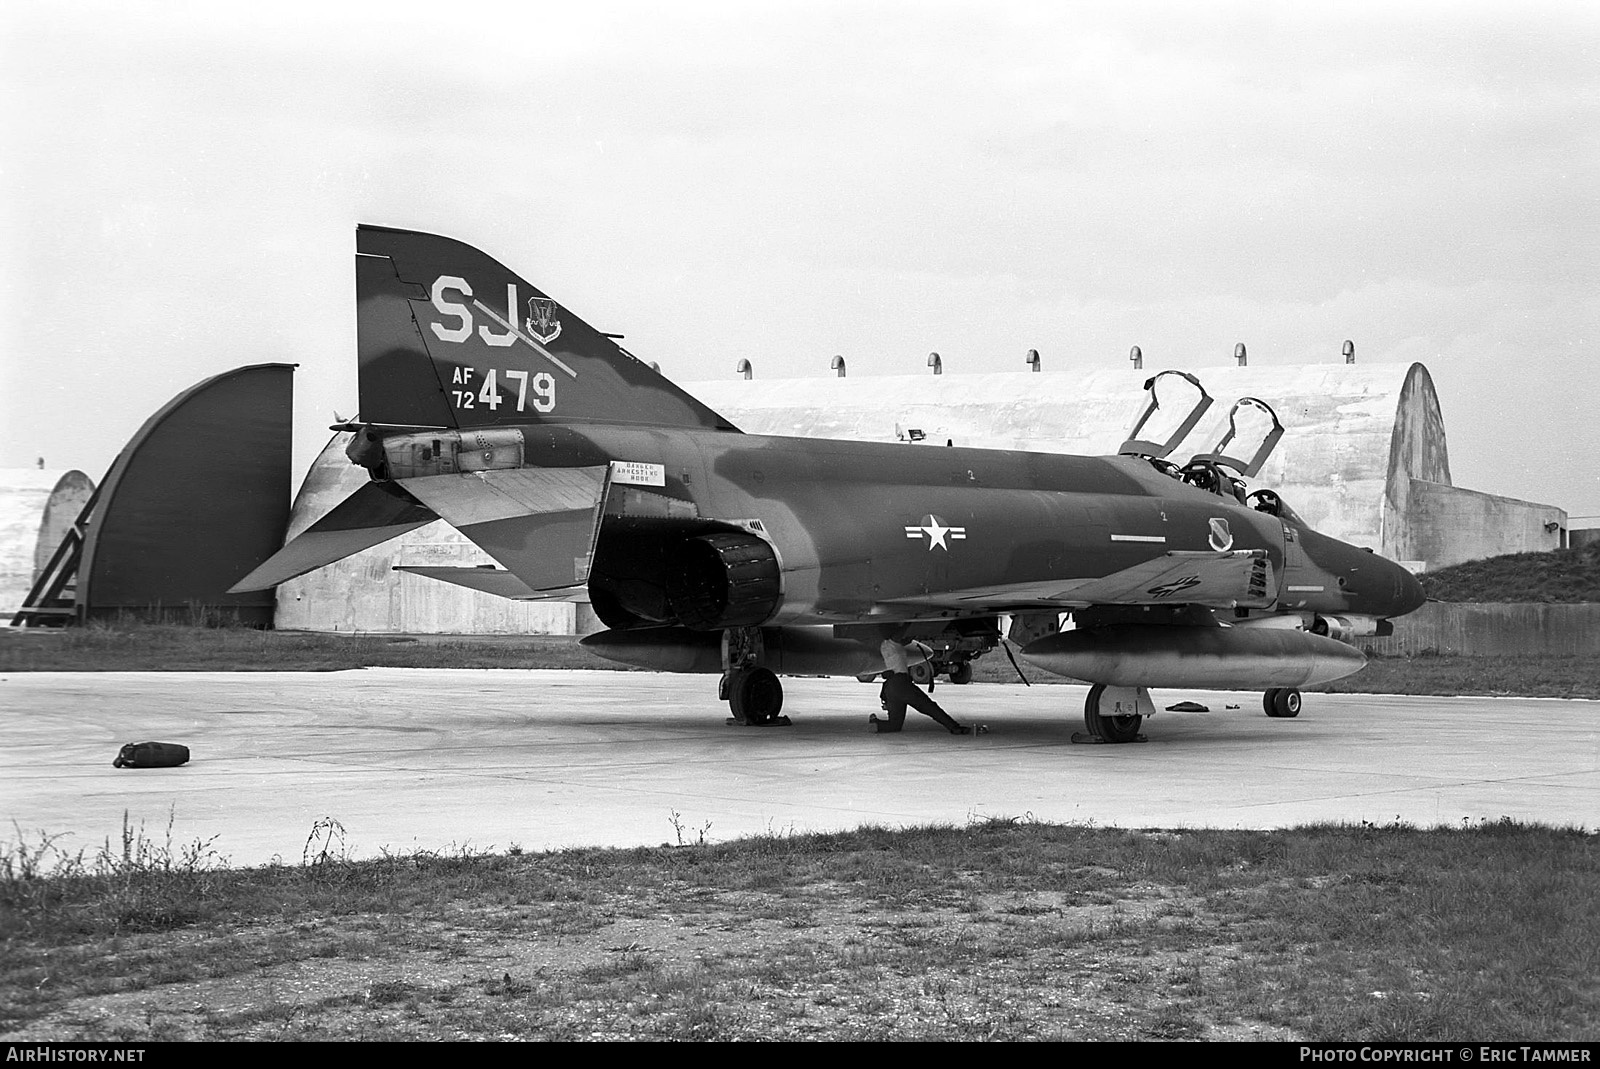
[112,742,190,769]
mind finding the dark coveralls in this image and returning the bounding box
[874,640,967,734]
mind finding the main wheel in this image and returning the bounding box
[1263,688,1281,717]
[1272,688,1302,718]
[1083,684,1107,738]
[947,661,973,685]
[1099,711,1142,743]
[729,668,783,724]
[1083,684,1142,743]
[909,661,935,685]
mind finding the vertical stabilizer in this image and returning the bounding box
[355,225,738,433]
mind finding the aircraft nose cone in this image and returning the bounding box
[1393,562,1426,617]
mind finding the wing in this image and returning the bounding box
[880,549,1276,612]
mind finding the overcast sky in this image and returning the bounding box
[3,0,1597,518]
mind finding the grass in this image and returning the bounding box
[1,816,1594,1041]
[967,646,1600,699]
[1420,542,1600,604]
[1327,651,1600,699]
[0,622,632,673]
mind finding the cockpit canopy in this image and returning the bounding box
[1243,487,1309,527]
[1119,371,1287,505]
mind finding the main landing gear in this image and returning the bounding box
[727,667,784,724]
[1082,683,1148,744]
[720,626,788,726]
[1263,688,1302,718]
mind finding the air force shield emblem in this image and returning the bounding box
[525,296,563,345]
[1208,517,1234,552]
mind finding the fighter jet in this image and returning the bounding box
[231,225,1426,742]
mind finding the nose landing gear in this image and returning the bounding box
[1263,688,1302,718]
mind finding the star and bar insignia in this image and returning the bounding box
[904,514,967,551]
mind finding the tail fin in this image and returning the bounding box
[356,225,738,433]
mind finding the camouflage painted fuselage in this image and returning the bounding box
[370,421,1422,631]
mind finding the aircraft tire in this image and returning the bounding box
[909,661,935,685]
[1272,688,1302,718]
[1083,684,1107,739]
[1083,685,1141,743]
[1098,712,1142,743]
[947,661,973,685]
[730,668,783,724]
[1263,689,1282,717]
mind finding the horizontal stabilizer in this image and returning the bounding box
[394,566,584,601]
[397,466,610,592]
[397,466,607,527]
[228,482,438,592]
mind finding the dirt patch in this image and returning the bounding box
[4,883,1300,1041]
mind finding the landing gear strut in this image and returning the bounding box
[720,626,787,726]
[1263,688,1302,718]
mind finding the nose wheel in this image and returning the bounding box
[1263,688,1302,718]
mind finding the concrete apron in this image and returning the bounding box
[4,669,1597,868]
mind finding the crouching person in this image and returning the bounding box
[872,639,971,735]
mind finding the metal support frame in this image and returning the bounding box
[11,484,100,627]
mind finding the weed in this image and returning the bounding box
[667,810,714,848]
[302,817,350,870]
[1,810,228,937]
[365,979,420,1006]
[577,950,660,984]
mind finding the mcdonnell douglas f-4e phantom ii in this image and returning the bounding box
[231,225,1425,742]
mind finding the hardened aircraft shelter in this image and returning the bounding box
[691,361,1564,570]
[0,469,95,619]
